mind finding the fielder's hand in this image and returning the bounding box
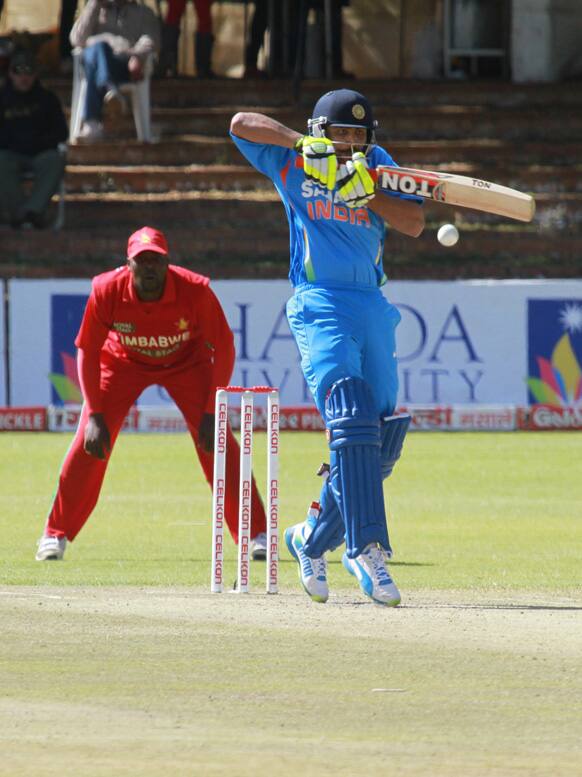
[336,151,376,208]
[84,413,111,460]
[295,136,338,191]
[198,413,215,453]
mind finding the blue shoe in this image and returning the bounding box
[342,543,401,606]
[285,523,329,603]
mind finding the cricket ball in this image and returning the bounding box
[437,223,460,247]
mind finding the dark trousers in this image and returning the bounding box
[82,42,130,121]
[59,0,79,60]
[0,148,65,220]
[245,0,345,76]
[245,0,268,69]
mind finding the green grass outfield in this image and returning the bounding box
[1,431,581,776]
[1,431,580,590]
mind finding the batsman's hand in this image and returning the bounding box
[336,151,376,208]
[198,412,215,453]
[295,136,338,191]
[84,413,111,460]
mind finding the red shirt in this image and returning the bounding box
[75,265,235,413]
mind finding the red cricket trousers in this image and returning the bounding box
[166,0,212,33]
[45,354,266,543]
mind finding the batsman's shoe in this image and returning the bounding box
[250,532,267,561]
[342,543,400,606]
[284,523,328,603]
[35,535,67,561]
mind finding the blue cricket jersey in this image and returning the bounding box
[231,133,418,289]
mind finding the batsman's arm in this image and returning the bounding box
[230,112,301,149]
[369,193,425,238]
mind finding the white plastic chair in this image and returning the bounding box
[69,48,155,143]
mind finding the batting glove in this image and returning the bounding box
[336,151,376,208]
[295,135,338,191]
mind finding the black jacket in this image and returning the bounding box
[0,79,68,156]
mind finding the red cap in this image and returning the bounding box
[127,227,169,260]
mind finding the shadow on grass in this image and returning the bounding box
[408,603,582,612]
[322,559,435,568]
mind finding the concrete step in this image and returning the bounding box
[68,103,582,142]
[43,191,582,232]
[2,192,580,279]
[66,136,582,168]
[2,225,579,280]
[62,162,582,195]
[47,76,582,110]
[65,164,266,193]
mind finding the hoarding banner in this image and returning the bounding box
[8,279,582,409]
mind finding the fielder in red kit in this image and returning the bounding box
[35,226,268,561]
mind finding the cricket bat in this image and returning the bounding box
[374,166,535,223]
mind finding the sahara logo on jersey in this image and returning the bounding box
[300,181,371,226]
[527,299,582,407]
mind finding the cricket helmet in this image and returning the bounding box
[308,89,378,151]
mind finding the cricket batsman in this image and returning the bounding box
[35,226,268,561]
[230,89,424,606]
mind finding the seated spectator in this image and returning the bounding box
[0,49,68,230]
[161,0,214,78]
[70,0,160,142]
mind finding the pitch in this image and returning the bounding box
[1,430,581,776]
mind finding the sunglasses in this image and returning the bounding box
[11,65,35,75]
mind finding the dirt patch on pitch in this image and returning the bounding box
[2,585,581,658]
[2,586,582,777]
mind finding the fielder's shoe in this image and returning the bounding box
[35,535,67,561]
[250,532,267,561]
[284,523,328,603]
[342,543,400,606]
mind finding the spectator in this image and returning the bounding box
[160,0,214,78]
[243,0,350,79]
[243,0,268,78]
[59,0,79,74]
[0,49,68,230]
[70,0,160,142]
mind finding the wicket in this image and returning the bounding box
[211,386,279,594]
